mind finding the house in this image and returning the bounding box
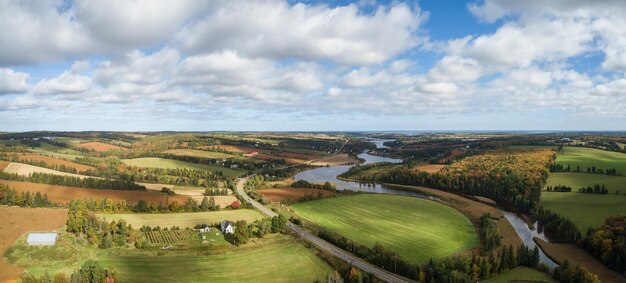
[26,232,58,246]
[221,221,234,234]
[198,224,211,233]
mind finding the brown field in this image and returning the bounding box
[14,153,94,172]
[258,188,335,202]
[3,162,90,178]
[207,145,320,164]
[310,154,357,166]
[201,145,246,153]
[0,180,191,205]
[75,142,126,152]
[0,160,9,171]
[535,239,625,283]
[0,206,68,281]
[413,164,446,173]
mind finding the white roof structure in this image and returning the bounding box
[26,232,58,246]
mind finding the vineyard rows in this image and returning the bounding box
[144,229,196,244]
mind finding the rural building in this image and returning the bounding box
[26,232,58,246]
[198,224,211,233]
[221,221,234,234]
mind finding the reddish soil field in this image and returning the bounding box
[0,206,68,281]
[15,153,94,172]
[0,160,9,171]
[208,145,320,164]
[0,180,190,205]
[257,188,335,202]
[75,142,126,152]
[412,164,446,173]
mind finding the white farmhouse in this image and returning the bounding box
[221,221,234,234]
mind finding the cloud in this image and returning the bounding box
[173,1,424,65]
[0,68,29,94]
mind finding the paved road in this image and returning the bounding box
[236,177,411,283]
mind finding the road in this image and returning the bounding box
[235,177,411,283]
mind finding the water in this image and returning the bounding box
[294,139,432,199]
[504,211,558,269]
[295,138,556,268]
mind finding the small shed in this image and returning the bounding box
[26,232,58,246]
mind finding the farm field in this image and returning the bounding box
[121,157,244,178]
[258,188,335,202]
[12,153,94,172]
[0,160,9,170]
[98,240,331,283]
[3,162,89,178]
[0,180,190,204]
[556,146,626,174]
[546,172,626,193]
[541,191,626,231]
[28,142,84,160]
[0,206,68,281]
[309,154,357,166]
[291,194,479,263]
[75,142,126,152]
[482,267,555,283]
[413,164,446,173]
[98,210,264,228]
[163,149,240,160]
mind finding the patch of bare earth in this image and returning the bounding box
[0,207,68,281]
[0,160,9,171]
[258,188,335,202]
[310,154,358,166]
[535,238,625,283]
[0,180,190,205]
[15,153,94,172]
[3,163,90,178]
[412,164,446,173]
[75,142,125,152]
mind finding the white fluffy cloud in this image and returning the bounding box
[0,68,29,94]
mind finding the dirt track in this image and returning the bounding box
[0,206,68,281]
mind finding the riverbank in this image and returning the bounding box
[535,238,625,283]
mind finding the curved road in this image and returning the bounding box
[236,177,411,283]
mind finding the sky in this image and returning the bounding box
[1,0,625,132]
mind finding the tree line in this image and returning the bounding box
[536,206,582,243]
[479,214,502,253]
[0,185,56,208]
[550,163,620,176]
[291,179,334,191]
[0,171,145,191]
[17,260,115,283]
[579,216,626,275]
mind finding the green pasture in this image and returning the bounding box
[556,147,626,175]
[291,194,479,264]
[121,157,245,178]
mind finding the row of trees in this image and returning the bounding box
[0,185,55,207]
[546,185,572,192]
[228,215,287,245]
[549,163,620,176]
[0,171,145,191]
[535,206,582,243]
[380,149,554,213]
[0,153,80,174]
[291,179,334,191]
[204,188,229,196]
[579,184,609,194]
[17,260,115,283]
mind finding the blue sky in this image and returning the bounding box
[0,0,625,131]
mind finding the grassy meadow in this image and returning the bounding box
[164,149,241,160]
[6,233,330,283]
[546,172,626,193]
[121,157,244,178]
[97,210,264,228]
[556,147,626,174]
[291,194,479,263]
[482,267,556,283]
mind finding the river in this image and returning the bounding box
[294,138,558,268]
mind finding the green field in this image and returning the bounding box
[291,194,479,263]
[547,172,626,193]
[27,141,84,160]
[542,171,626,231]
[556,147,626,174]
[164,149,241,160]
[100,241,331,282]
[98,210,264,228]
[121,157,245,178]
[7,233,330,282]
[482,267,556,283]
